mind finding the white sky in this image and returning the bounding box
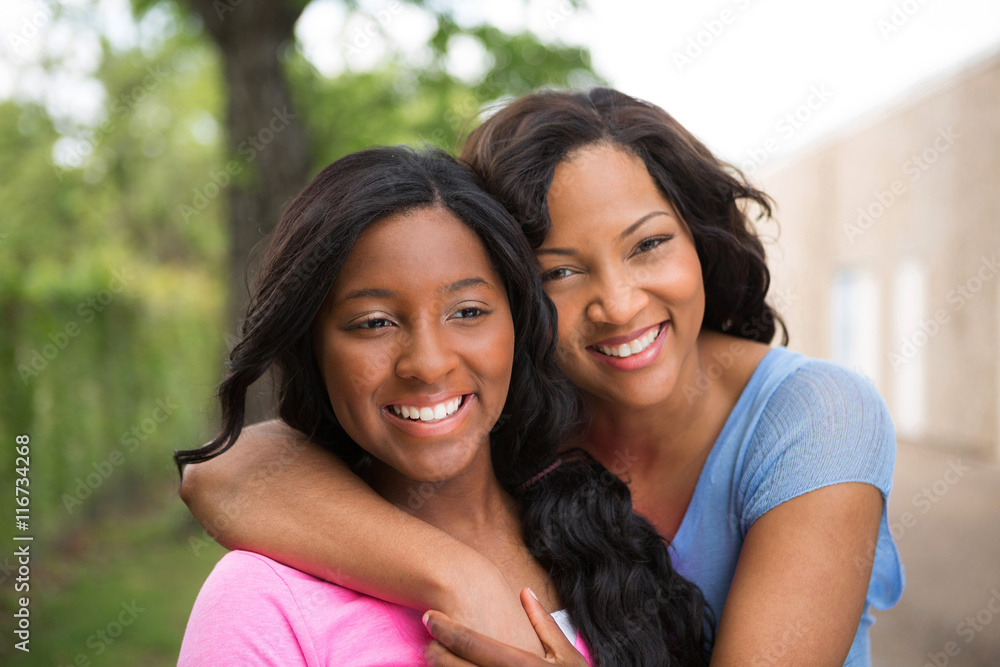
[300,0,1000,170]
[3,0,1000,170]
[451,0,1000,168]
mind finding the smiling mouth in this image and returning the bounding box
[590,323,665,358]
[388,395,471,423]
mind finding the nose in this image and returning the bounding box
[585,270,649,326]
[394,322,460,384]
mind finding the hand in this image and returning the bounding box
[440,564,546,656]
[423,588,589,667]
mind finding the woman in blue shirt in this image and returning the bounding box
[178,87,903,665]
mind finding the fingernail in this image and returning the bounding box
[422,611,431,629]
[528,588,538,601]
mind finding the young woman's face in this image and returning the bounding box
[537,143,705,409]
[314,205,515,483]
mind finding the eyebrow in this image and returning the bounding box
[340,287,396,302]
[339,277,493,303]
[617,211,672,242]
[535,211,672,257]
[441,277,492,294]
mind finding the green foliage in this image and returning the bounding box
[1,24,227,535]
[2,1,597,662]
[288,11,598,167]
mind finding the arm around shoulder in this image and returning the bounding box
[178,419,544,653]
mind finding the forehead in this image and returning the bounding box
[545,144,676,240]
[332,205,500,296]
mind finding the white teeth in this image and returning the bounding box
[391,397,464,422]
[596,325,662,358]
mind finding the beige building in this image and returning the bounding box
[758,52,1000,460]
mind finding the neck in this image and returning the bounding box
[582,337,719,480]
[370,445,522,555]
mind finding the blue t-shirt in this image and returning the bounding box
[669,346,904,666]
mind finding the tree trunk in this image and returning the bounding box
[185,0,312,422]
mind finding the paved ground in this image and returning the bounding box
[870,442,1000,666]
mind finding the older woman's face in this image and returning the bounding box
[537,144,705,409]
[314,205,515,483]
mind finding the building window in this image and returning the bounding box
[891,259,927,439]
[831,268,881,387]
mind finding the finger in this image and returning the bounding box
[423,610,546,666]
[519,588,574,655]
[424,639,478,667]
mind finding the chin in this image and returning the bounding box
[583,368,679,409]
[406,447,480,483]
[603,387,671,410]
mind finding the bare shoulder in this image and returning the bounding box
[242,418,305,443]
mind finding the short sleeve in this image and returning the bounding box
[178,551,315,667]
[737,361,897,533]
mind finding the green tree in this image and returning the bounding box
[2,3,597,663]
[132,0,595,419]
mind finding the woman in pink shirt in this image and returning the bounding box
[177,147,712,666]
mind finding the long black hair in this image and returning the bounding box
[462,86,788,345]
[174,146,712,665]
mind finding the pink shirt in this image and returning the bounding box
[179,550,592,666]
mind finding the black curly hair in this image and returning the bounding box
[174,146,713,665]
[462,86,788,345]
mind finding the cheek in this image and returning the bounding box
[672,256,704,302]
[678,250,706,307]
[549,307,593,377]
[652,244,704,307]
[546,291,591,349]
[319,342,385,423]
[494,320,517,388]
[492,314,518,409]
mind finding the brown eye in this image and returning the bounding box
[541,267,575,282]
[451,307,486,320]
[633,234,674,256]
[355,318,393,330]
